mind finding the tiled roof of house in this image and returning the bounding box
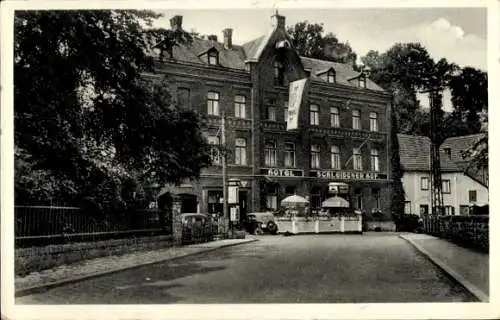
[397,133,488,186]
[151,35,385,92]
[300,56,384,91]
[397,134,431,171]
[166,38,248,70]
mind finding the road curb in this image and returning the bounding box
[15,238,258,297]
[399,234,488,302]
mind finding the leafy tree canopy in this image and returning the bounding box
[14,10,211,206]
[286,21,357,64]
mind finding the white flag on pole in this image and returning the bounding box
[287,78,308,131]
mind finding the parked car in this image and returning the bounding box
[180,213,214,244]
[245,212,278,235]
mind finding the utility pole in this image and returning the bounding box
[422,88,444,216]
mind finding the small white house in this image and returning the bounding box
[398,134,488,216]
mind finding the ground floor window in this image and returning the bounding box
[372,188,380,209]
[404,201,412,214]
[353,188,363,210]
[459,205,470,215]
[444,205,455,216]
[266,186,277,210]
[285,186,296,196]
[207,190,223,214]
[420,204,429,216]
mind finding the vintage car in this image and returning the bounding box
[180,213,215,243]
[245,212,278,235]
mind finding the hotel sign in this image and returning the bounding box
[310,170,387,180]
[261,168,304,177]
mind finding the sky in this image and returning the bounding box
[153,8,488,111]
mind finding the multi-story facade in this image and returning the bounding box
[149,13,393,221]
[398,133,488,216]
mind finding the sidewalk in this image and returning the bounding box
[16,238,257,296]
[400,233,489,302]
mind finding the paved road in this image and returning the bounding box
[17,233,475,304]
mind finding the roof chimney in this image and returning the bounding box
[271,10,285,29]
[170,15,183,31]
[223,28,233,49]
[207,34,218,42]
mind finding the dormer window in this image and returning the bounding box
[274,60,285,86]
[208,50,219,65]
[327,70,336,83]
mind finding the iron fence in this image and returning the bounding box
[15,206,167,247]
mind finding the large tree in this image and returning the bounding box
[14,10,211,207]
[286,21,357,64]
[448,67,488,135]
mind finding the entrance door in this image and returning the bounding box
[239,191,247,223]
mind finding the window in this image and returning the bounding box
[371,149,379,172]
[311,187,322,212]
[444,148,451,159]
[266,186,277,210]
[264,140,277,167]
[207,136,221,165]
[310,104,320,126]
[372,188,380,209]
[267,106,276,121]
[234,95,246,119]
[177,87,190,108]
[359,76,366,88]
[444,206,455,216]
[369,112,378,132]
[284,142,296,167]
[207,92,220,116]
[285,186,296,196]
[353,148,362,171]
[420,204,429,216]
[327,70,336,83]
[421,177,429,190]
[311,144,321,169]
[354,188,363,210]
[404,201,412,214]
[469,190,477,203]
[235,138,247,165]
[330,107,340,128]
[352,109,361,130]
[284,101,289,122]
[207,190,223,214]
[267,98,276,121]
[208,51,218,65]
[442,180,451,194]
[331,145,340,169]
[274,61,285,86]
[459,205,470,215]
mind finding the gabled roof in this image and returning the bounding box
[397,134,431,171]
[315,67,335,76]
[300,57,384,91]
[197,46,218,57]
[149,29,386,91]
[397,133,488,185]
[152,38,248,70]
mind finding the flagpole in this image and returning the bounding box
[344,137,370,167]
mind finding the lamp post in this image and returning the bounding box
[221,106,229,237]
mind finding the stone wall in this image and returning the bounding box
[15,235,173,276]
[422,215,488,252]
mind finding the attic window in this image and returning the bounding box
[208,51,219,65]
[327,70,336,83]
[274,60,285,86]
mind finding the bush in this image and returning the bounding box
[395,214,420,232]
